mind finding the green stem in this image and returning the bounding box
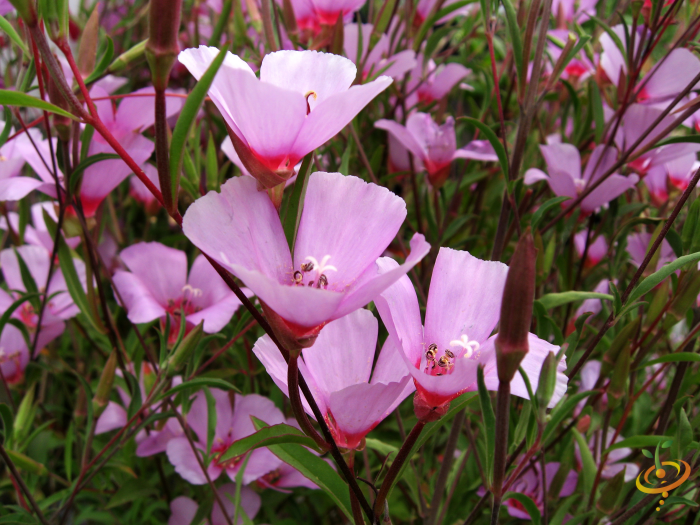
[490,381,511,525]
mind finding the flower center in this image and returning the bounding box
[0,346,21,364]
[423,335,481,376]
[573,178,587,194]
[293,255,337,290]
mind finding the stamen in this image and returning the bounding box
[304,90,318,114]
[293,271,303,284]
[181,284,203,298]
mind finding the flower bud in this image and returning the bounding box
[108,40,147,75]
[601,318,638,376]
[596,468,625,514]
[535,351,557,411]
[5,449,47,476]
[282,0,298,35]
[166,320,204,373]
[13,386,35,443]
[145,0,182,91]
[413,391,450,422]
[77,6,100,78]
[607,345,630,408]
[91,350,117,419]
[38,0,69,44]
[261,302,323,357]
[9,0,37,26]
[496,230,537,383]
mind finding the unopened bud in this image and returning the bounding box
[535,351,557,411]
[38,0,69,44]
[576,414,591,433]
[91,350,118,418]
[145,0,182,91]
[13,386,35,442]
[282,0,298,35]
[670,268,700,320]
[108,40,147,75]
[166,321,204,373]
[496,229,537,382]
[9,0,37,26]
[77,6,100,78]
[607,345,630,408]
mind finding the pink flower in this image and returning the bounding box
[166,391,307,486]
[112,242,246,339]
[344,23,417,80]
[501,462,577,520]
[253,309,415,449]
[574,231,608,267]
[600,26,700,105]
[80,87,183,216]
[407,56,470,106]
[168,484,261,525]
[0,245,85,352]
[178,47,392,188]
[0,324,30,385]
[551,0,598,24]
[575,428,640,482]
[375,248,568,411]
[0,203,81,255]
[626,232,675,269]
[546,30,596,81]
[375,113,497,187]
[524,144,639,213]
[274,0,320,34]
[308,0,365,25]
[0,127,58,201]
[574,279,611,320]
[182,172,429,349]
[414,0,474,26]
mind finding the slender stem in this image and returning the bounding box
[287,354,330,450]
[425,409,465,525]
[490,381,511,525]
[374,419,427,519]
[0,445,51,525]
[154,87,174,214]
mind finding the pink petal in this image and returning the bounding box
[453,140,498,162]
[582,145,618,183]
[380,50,418,79]
[424,248,508,350]
[116,87,184,132]
[166,437,220,485]
[188,388,233,445]
[260,50,357,110]
[221,136,252,176]
[524,168,550,185]
[227,448,283,485]
[95,402,127,434]
[275,463,320,489]
[211,484,261,525]
[373,259,425,366]
[540,143,582,180]
[428,63,470,99]
[301,309,377,404]
[112,271,168,324]
[185,255,243,332]
[643,48,700,102]
[290,76,392,159]
[119,242,188,307]
[0,178,44,201]
[231,393,286,441]
[1,245,51,291]
[581,173,638,212]
[168,497,199,525]
[0,324,29,384]
[374,119,426,160]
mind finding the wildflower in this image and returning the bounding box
[168,484,261,525]
[253,309,414,449]
[344,23,417,80]
[182,172,429,351]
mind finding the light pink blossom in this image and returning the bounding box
[178,47,391,188]
[182,172,429,349]
[375,248,568,411]
[574,231,608,267]
[168,484,261,525]
[406,56,470,107]
[0,324,30,385]
[344,23,417,80]
[626,232,675,269]
[253,309,414,449]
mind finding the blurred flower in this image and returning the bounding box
[0,126,59,201]
[168,484,261,525]
[552,0,597,24]
[344,23,417,80]
[375,113,497,188]
[0,245,85,352]
[546,29,596,81]
[253,309,414,449]
[375,248,568,412]
[406,56,470,106]
[0,202,81,254]
[166,391,310,486]
[414,0,474,26]
[308,0,365,25]
[112,242,246,341]
[574,279,611,320]
[182,172,429,350]
[626,232,675,269]
[574,231,608,267]
[79,86,183,216]
[524,144,639,213]
[128,163,162,214]
[178,47,391,188]
[0,324,29,385]
[575,428,640,481]
[501,462,578,519]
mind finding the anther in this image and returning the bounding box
[301,261,315,272]
[318,274,328,288]
[293,271,303,284]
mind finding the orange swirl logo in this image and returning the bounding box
[636,439,692,512]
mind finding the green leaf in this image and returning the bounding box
[543,391,596,443]
[169,45,229,205]
[106,478,157,509]
[628,251,700,304]
[159,377,239,400]
[252,417,354,520]
[204,387,217,463]
[503,492,541,525]
[604,435,667,454]
[665,496,700,507]
[220,423,319,462]
[0,16,29,55]
[590,81,605,143]
[538,291,613,310]
[0,107,11,150]
[364,438,398,456]
[531,196,570,230]
[0,403,13,441]
[458,116,508,179]
[641,449,654,458]
[0,90,78,120]
[572,429,596,496]
[84,35,114,85]
[282,153,314,250]
[477,366,495,485]
[502,0,523,85]
[640,353,700,368]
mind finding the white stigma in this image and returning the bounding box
[305,255,337,275]
[573,178,587,194]
[450,334,481,359]
[181,284,203,298]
